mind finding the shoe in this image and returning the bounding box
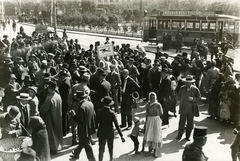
[120,125,126,128]
[135,151,141,154]
[185,138,190,141]
[126,126,132,130]
[70,151,79,159]
[176,136,181,140]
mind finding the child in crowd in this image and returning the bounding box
[219,92,231,126]
[130,117,142,154]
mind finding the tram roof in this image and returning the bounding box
[146,12,240,21]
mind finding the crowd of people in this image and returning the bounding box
[0,24,239,161]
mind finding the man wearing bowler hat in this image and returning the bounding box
[69,90,96,160]
[0,105,22,138]
[176,75,201,141]
[147,59,162,93]
[182,126,208,161]
[96,96,125,161]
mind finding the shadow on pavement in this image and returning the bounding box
[114,152,159,161]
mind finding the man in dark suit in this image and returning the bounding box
[147,59,162,93]
[106,64,121,113]
[92,68,111,113]
[120,69,140,130]
[96,96,125,161]
[16,93,32,136]
[175,30,183,53]
[70,90,96,161]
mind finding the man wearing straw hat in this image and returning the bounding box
[16,93,32,136]
[176,75,201,141]
[0,105,22,138]
[182,126,208,161]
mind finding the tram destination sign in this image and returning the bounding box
[161,10,216,17]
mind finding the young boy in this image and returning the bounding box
[130,117,141,154]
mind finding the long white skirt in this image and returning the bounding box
[143,116,163,149]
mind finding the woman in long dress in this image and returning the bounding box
[142,92,163,158]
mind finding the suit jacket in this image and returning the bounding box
[16,102,30,136]
[96,107,123,138]
[106,71,121,91]
[121,76,140,107]
[95,79,111,101]
[73,99,96,139]
[147,67,162,91]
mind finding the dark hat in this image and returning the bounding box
[24,75,32,82]
[154,59,160,66]
[16,147,39,161]
[193,126,208,138]
[162,68,172,73]
[182,52,188,56]
[16,93,32,101]
[7,105,20,118]
[101,96,114,106]
[70,62,78,68]
[43,73,51,83]
[97,68,107,76]
[3,35,8,38]
[74,90,88,98]
[59,69,68,76]
[15,57,24,63]
[29,116,45,130]
[47,80,57,89]
[182,75,195,83]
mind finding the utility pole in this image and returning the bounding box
[51,0,53,26]
[1,0,4,21]
[54,0,57,37]
[168,0,171,11]
[140,0,142,12]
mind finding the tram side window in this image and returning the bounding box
[187,21,200,31]
[172,21,185,30]
[158,21,170,29]
[144,20,149,28]
[236,21,240,32]
[209,22,216,31]
[228,21,235,32]
[201,22,208,31]
[186,22,194,30]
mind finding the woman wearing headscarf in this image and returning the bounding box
[30,116,51,161]
[142,92,163,158]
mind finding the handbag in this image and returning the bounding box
[191,87,200,117]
